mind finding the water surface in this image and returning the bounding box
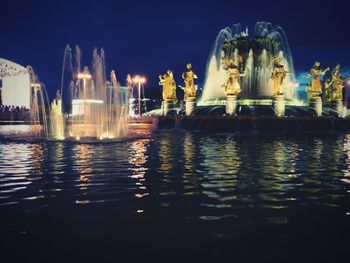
[1,126,350,262]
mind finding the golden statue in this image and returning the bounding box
[222,60,244,96]
[331,64,343,101]
[324,76,332,104]
[179,63,198,100]
[159,70,178,104]
[307,61,330,98]
[271,57,287,96]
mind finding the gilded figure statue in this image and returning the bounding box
[159,70,178,104]
[331,64,343,101]
[271,57,287,96]
[179,63,198,101]
[307,61,330,99]
[324,76,333,104]
[222,60,245,96]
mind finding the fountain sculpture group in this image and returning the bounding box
[159,64,199,116]
[159,57,290,117]
[159,22,346,118]
[22,22,348,140]
[307,62,344,116]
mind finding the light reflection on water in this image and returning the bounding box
[0,128,350,225]
[128,139,150,203]
[0,143,44,204]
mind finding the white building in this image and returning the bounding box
[0,58,31,109]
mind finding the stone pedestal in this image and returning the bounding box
[331,99,343,117]
[310,97,322,117]
[163,99,173,116]
[179,100,185,110]
[273,95,285,117]
[185,97,196,116]
[225,95,237,116]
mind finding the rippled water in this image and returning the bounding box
[1,126,350,262]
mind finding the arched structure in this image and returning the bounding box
[0,58,31,109]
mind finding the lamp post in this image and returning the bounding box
[77,72,92,95]
[132,75,146,116]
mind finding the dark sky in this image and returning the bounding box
[1,0,349,98]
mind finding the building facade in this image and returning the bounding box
[0,58,31,109]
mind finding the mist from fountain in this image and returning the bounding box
[50,45,128,140]
[200,22,298,104]
[28,66,50,138]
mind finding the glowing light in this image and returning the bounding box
[31,83,41,91]
[135,193,149,199]
[98,132,115,140]
[132,75,146,116]
[72,99,103,104]
[75,200,90,205]
[238,99,272,105]
[132,75,146,84]
[30,83,41,88]
[77,72,92,79]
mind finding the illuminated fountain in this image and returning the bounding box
[49,45,128,140]
[200,22,298,104]
[28,66,50,138]
[50,90,64,140]
[153,21,350,132]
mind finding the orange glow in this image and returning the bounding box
[77,72,92,79]
[31,83,41,91]
[30,83,41,88]
[132,75,146,84]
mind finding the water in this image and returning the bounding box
[200,22,298,103]
[1,126,350,262]
[31,46,129,140]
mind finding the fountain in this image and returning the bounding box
[28,66,50,138]
[200,22,298,103]
[3,23,349,136]
[31,45,128,141]
[153,21,350,132]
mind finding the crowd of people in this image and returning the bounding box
[0,104,29,121]
[0,104,28,113]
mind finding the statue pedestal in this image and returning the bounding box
[310,97,322,117]
[179,100,185,110]
[331,99,343,117]
[163,99,173,116]
[226,95,237,116]
[273,95,285,117]
[185,97,196,116]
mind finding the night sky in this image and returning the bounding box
[1,0,349,98]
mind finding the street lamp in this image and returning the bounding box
[31,83,41,91]
[132,75,146,116]
[77,72,92,94]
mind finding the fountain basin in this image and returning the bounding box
[156,115,350,133]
